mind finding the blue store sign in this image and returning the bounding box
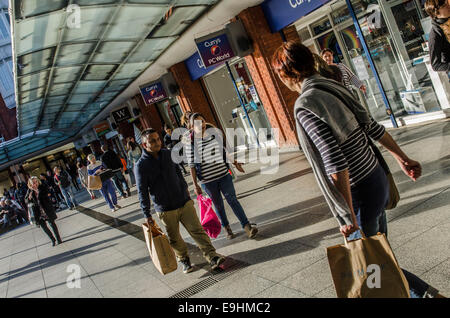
[184,51,222,81]
[196,32,235,68]
[262,0,332,32]
[140,82,167,105]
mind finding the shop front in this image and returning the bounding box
[154,97,184,129]
[262,0,450,127]
[185,51,274,151]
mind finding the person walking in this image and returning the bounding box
[101,145,131,199]
[187,113,258,240]
[135,128,225,273]
[271,41,445,298]
[78,161,97,200]
[320,48,367,95]
[87,154,121,213]
[126,140,142,186]
[26,177,63,246]
[53,166,78,210]
[46,170,64,204]
[425,0,450,73]
[163,124,188,174]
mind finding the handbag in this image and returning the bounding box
[99,169,114,182]
[309,84,400,210]
[197,195,222,238]
[142,223,177,275]
[87,175,102,190]
[327,231,410,298]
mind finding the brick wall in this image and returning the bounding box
[238,6,301,148]
[134,94,164,133]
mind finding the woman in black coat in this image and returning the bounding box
[425,0,450,73]
[26,176,63,246]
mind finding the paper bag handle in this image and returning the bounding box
[343,228,367,246]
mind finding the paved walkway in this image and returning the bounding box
[1,119,449,298]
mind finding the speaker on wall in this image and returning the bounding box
[226,20,254,58]
[161,72,179,98]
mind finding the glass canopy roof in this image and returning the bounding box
[2,0,220,168]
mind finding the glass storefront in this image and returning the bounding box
[202,58,273,151]
[155,97,184,128]
[297,0,450,124]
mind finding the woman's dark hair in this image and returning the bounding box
[425,0,446,19]
[189,113,205,128]
[271,41,317,83]
[313,53,342,82]
[320,48,333,57]
[127,140,136,151]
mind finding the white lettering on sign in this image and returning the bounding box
[197,58,206,69]
[208,52,231,65]
[115,109,127,118]
[204,38,221,48]
[289,0,312,9]
[145,85,158,92]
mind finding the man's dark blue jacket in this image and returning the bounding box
[135,148,191,218]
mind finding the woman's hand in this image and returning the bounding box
[398,157,422,181]
[233,162,245,173]
[194,184,202,196]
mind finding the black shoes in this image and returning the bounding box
[180,258,194,274]
[127,190,132,197]
[210,256,226,270]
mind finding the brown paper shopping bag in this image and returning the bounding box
[142,223,177,275]
[87,175,102,190]
[326,232,410,298]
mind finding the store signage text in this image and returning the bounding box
[261,0,332,32]
[140,82,167,105]
[196,33,235,68]
[112,106,132,123]
[184,51,222,81]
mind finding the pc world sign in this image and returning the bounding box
[262,0,332,32]
[139,81,167,105]
[195,32,235,68]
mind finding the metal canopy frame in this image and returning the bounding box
[3,0,220,167]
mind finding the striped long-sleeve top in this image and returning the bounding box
[297,109,385,187]
[186,133,229,184]
[337,63,364,91]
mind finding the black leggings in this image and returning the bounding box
[40,219,62,243]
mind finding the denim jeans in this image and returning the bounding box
[348,163,431,298]
[112,170,129,197]
[202,174,249,228]
[60,186,77,208]
[1,214,10,228]
[100,179,118,210]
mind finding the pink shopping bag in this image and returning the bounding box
[197,195,222,238]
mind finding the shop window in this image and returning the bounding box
[298,27,311,42]
[311,17,332,36]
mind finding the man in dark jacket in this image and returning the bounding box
[101,145,131,198]
[135,128,225,274]
[54,166,77,210]
[425,0,450,72]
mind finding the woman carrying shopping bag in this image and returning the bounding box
[87,154,121,213]
[77,161,97,200]
[271,41,445,298]
[187,113,258,240]
[26,177,63,246]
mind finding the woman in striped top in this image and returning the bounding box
[272,41,443,298]
[320,48,367,95]
[187,113,258,240]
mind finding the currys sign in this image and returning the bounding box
[139,81,167,105]
[262,0,332,33]
[195,32,235,68]
[184,51,223,81]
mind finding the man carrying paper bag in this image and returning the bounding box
[136,128,225,274]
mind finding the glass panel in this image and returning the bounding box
[311,16,332,36]
[347,0,445,119]
[298,27,311,42]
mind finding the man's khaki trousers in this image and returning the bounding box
[157,200,218,263]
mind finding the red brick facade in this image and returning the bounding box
[134,94,164,133]
[238,6,300,148]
